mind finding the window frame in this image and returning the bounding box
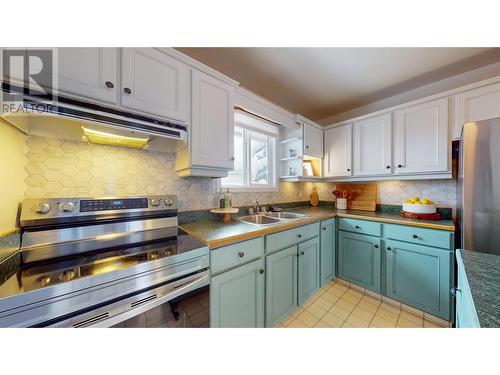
[221,122,278,192]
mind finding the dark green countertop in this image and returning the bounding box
[459,249,500,328]
[180,206,455,248]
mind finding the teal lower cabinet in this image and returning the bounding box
[265,246,298,326]
[338,231,381,293]
[298,237,320,305]
[320,218,336,287]
[455,250,480,327]
[385,239,452,321]
[210,258,265,328]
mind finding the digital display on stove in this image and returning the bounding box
[80,198,148,212]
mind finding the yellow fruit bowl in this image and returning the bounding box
[402,202,436,214]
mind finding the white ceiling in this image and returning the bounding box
[176,47,500,122]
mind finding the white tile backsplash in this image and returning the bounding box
[24,136,456,211]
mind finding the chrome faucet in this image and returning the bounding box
[253,200,259,213]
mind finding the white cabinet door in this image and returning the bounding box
[324,124,352,177]
[191,69,234,170]
[453,82,500,140]
[394,98,449,174]
[303,122,323,158]
[121,48,189,122]
[57,48,118,103]
[353,113,392,176]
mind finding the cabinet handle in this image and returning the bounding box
[322,226,327,230]
[397,164,403,168]
[259,269,264,274]
[297,234,302,239]
[105,81,114,89]
[238,251,245,258]
[450,287,461,296]
[412,234,418,239]
[386,165,391,169]
[387,247,392,251]
[374,244,379,248]
[124,87,132,95]
[300,251,305,256]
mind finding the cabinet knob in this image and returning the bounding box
[387,247,392,251]
[386,165,391,169]
[397,164,403,168]
[124,87,132,95]
[355,225,360,229]
[322,226,327,230]
[238,251,245,258]
[230,156,235,161]
[347,168,351,172]
[105,81,114,89]
[306,145,309,149]
[259,269,264,274]
[297,234,302,239]
[374,244,379,248]
[412,234,418,239]
[300,251,305,256]
[450,287,461,296]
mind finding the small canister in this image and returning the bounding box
[337,198,347,210]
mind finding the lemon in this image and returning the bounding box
[421,199,430,204]
[403,199,411,204]
[410,197,420,203]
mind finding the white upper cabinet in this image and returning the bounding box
[394,98,449,174]
[324,124,352,177]
[353,113,392,176]
[453,82,500,139]
[121,48,190,122]
[57,48,118,103]
[303,122,323,158]
[190,69,234,170]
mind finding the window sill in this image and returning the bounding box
[221,187,279,193]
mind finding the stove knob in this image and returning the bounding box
[150,198,162,207]
[164,198,174,206]
[36,202,51,214]
[58,202,75,212]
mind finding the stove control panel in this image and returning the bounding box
[20,195,178,227]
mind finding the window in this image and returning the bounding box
[221,115,277,191]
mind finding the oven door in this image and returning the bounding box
[48,270,210,328]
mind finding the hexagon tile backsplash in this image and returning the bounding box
[24,136,456,211]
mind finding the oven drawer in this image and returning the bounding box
[210,237,264,275]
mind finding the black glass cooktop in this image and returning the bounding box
[0,228,206,298]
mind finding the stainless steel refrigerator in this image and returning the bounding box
[457,118,500,255]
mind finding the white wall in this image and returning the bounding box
[0,121,27,232]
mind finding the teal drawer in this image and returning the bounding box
[338,218,382,237]
[266,223,320,254]
[211,237,264,275]
[385,224,453,249]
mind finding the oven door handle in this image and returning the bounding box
[51,270,210,328]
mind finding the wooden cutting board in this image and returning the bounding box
[335,183,377,211]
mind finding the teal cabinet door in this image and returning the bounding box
[298,237,320,305]
[265,246,298,327]
[385,239,452,321]
[320,218,336,287]
[455,250,480,327]
[338,231,381,293]
[210,258,265,328]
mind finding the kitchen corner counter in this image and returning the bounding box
[458,249,500,328]
[180,206,455,248]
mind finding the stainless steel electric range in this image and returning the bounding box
[0,195,209,328]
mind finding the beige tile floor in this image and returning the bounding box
[276,280,445,328]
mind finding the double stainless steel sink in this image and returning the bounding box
[236,211,306,226]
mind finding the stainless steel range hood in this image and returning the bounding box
[1,84,187,152]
